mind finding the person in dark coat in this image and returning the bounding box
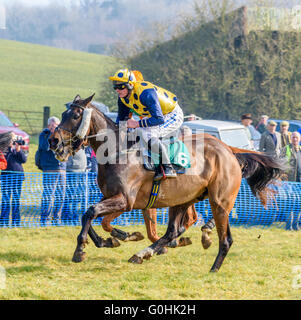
[39,117,66,226]
[0,133,27,227]
[61,148,87,225]
[259,120,282,156]
[85,146,101,207]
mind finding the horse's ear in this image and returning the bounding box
[82,93,95,107]
[73,94,81,103]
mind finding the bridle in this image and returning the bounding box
[53,103,87,156]
[52,102,121,157]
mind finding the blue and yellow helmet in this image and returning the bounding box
[109,69,136,89]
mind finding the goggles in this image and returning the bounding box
[113,83,127,90]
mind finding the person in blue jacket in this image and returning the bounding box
[39,117,66,226]
[0,133,27,227]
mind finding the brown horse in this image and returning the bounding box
[98,143,261,250]
[49,94,286,272]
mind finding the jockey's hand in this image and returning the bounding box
[127,118,139,129]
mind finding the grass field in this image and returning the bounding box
[0,225,300,300]
[0,39,121,120]
[0,38,122,171]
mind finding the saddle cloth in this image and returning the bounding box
[142,139,191,174]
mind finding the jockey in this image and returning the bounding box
[109,68,184,181]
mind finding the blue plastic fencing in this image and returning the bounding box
[0,171,300,230]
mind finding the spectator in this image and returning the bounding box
[281,131,301,181]
[85,146,98,174]
[0,150,7,170]
[256,115,269,134]
[280,121,292,149]
[39,116,66,226]
[0,133,27,227]
[187,114,196,121]
[62,148,87,225]
[241,113,261,150]
[259,120,282,156]
[0,132,13,170]
[0,132,14,154]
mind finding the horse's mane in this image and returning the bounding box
[89,103,118,130]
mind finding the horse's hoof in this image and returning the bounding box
[157,247,168,255]
[128,255,143,264]
[202,235,212,249]
[178,237,192,247]
[105,237,120,248]
[72,251,86,263]
[202,230,212,250]
[127,232,144,242]
[168,239,178,248]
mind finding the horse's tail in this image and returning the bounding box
[229,147,288,207]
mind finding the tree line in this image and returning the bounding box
[125,0,301,122]
[0,0,195,54]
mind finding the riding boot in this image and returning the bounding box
[149,138,177,181]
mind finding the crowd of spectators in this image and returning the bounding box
[1,109,301,227]
[241,113,301,183]
[0,116,98,227]
[0,132,27,227]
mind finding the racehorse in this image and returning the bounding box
[49,94,286,272]
[98,142,266,250]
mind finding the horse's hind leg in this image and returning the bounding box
[143,208,160,243]
[168,205,197,248]
[209,200,234,272]
[107,212,144,242]
[129,205,189,264]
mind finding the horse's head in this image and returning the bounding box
[49,93,95,162]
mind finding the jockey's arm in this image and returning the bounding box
[138,89,164,128]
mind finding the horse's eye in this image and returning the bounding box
[73,113,81,120]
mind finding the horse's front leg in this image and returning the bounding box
[102,212,144,242]
[72,194,128,263]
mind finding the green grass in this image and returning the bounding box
[0,39,121,119]
[0,39,122,170]
[0,225,300,300]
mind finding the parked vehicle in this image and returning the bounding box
[182,119,253,150]
[269,119,301,133]
[0,111,30,153]
[95,109,253,150]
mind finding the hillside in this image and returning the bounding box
[0,39,121,120]
[129,6,301,121]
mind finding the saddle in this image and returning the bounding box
[142,138,191,175]
[143,138,191,209]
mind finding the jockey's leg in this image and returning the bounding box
[149,137,177,180]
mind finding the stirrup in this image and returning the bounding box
[153,165,177,181]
